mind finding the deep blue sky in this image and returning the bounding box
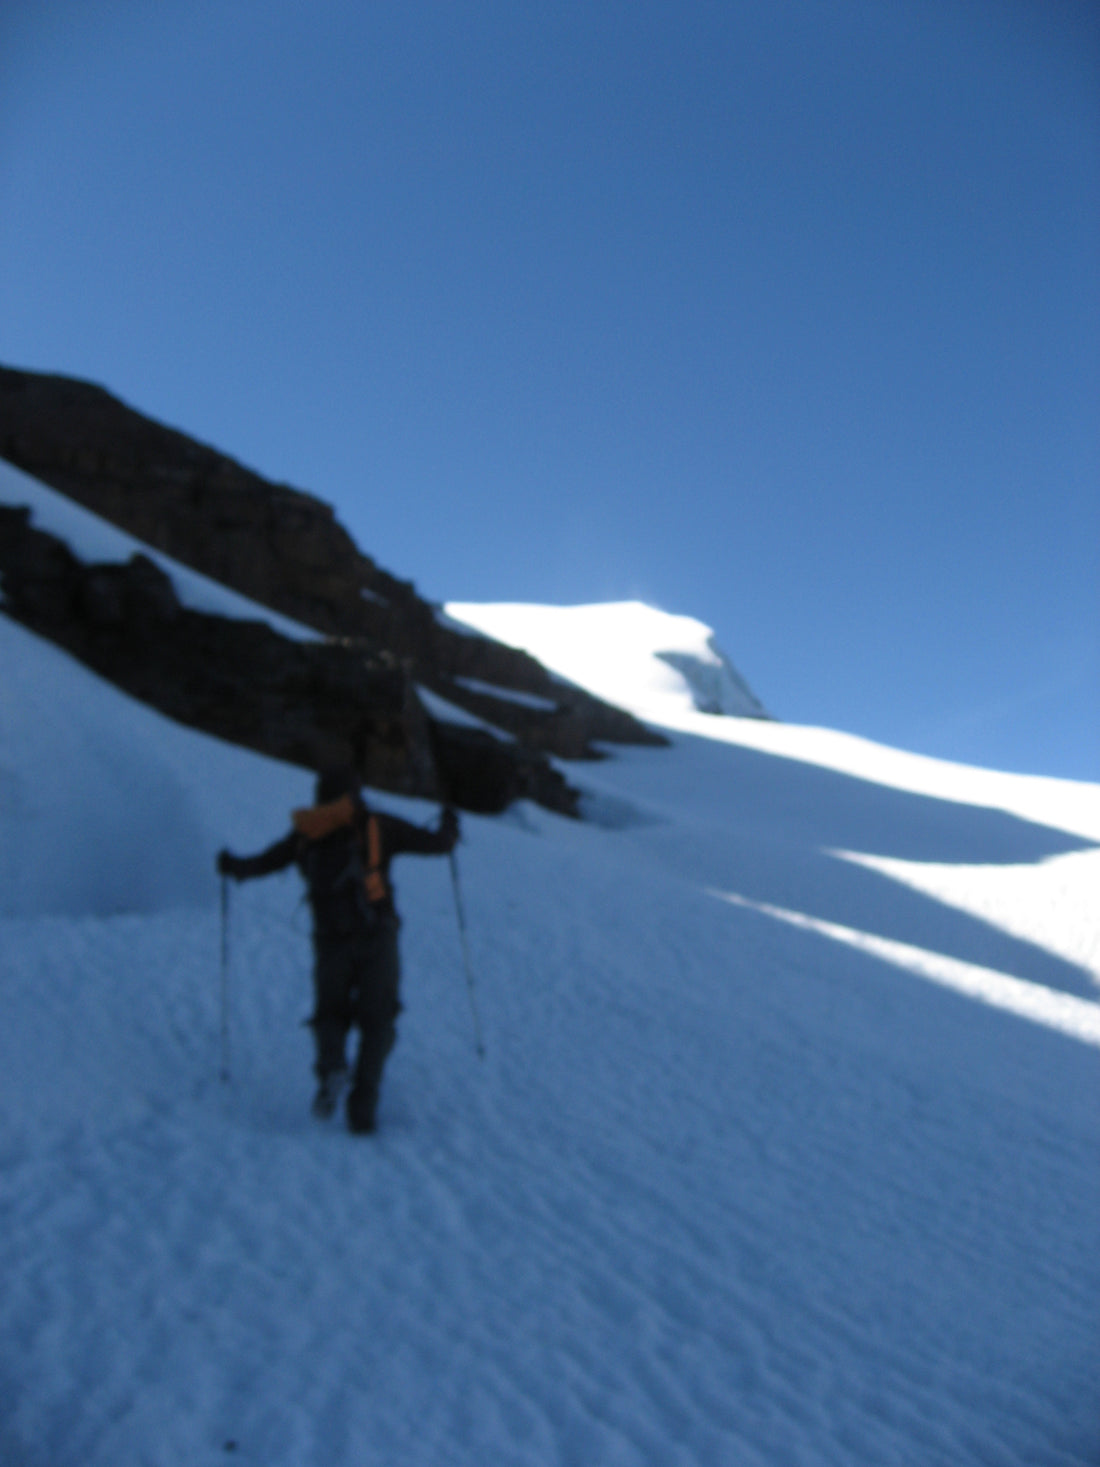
[2,1,1097,779]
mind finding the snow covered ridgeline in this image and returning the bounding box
[447,600,770,725]
[445,601,1100,1043]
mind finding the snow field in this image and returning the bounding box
[1,607,1098,1464]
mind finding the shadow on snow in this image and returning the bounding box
[585,731,1099,1001]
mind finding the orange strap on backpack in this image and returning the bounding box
[364,814,388,904]
[292,797,389,906]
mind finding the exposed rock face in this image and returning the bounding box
[0,365,665,816]
[0,506,578,815]
[0,367,663,759]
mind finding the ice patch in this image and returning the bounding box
[655,635,768,717]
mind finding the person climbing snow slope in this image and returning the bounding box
[218,766,459,1133]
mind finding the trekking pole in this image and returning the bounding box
[448,848,485,1060]
[219,874,232,1084]
[424,718,486,1059]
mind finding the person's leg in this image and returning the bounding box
[310,938,355,1115]
[347,921,402,1134]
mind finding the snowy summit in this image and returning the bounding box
[1,494,1099,1464]
[447,599,770,725]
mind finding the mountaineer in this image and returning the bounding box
[217,766,459,1133]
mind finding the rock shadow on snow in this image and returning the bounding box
[606,731,1099,1001]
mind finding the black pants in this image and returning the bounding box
[312,917,401,1126]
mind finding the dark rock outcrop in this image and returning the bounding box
[0,506,578,814]
[0,366,664,761]
[0,365,668,816]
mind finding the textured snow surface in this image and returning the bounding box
[2,610,1099,1467]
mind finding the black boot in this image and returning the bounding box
[311,1066,348,1119]
[345,1083,378,1134]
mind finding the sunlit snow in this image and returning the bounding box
[1,561,1098,1464]
[446,599,769,721]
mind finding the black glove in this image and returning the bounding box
[439,806,460,848]
[217,849,243,879]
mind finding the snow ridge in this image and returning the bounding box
[446,600,770,723]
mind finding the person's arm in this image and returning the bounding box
[217,831,299,881]
[378,808,459,859]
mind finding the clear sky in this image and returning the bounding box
[2,0,1097,780]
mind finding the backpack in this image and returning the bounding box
[292,796,388,932]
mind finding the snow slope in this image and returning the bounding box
[1,600,1098,1466]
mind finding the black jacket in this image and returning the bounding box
[228,798,457,938]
